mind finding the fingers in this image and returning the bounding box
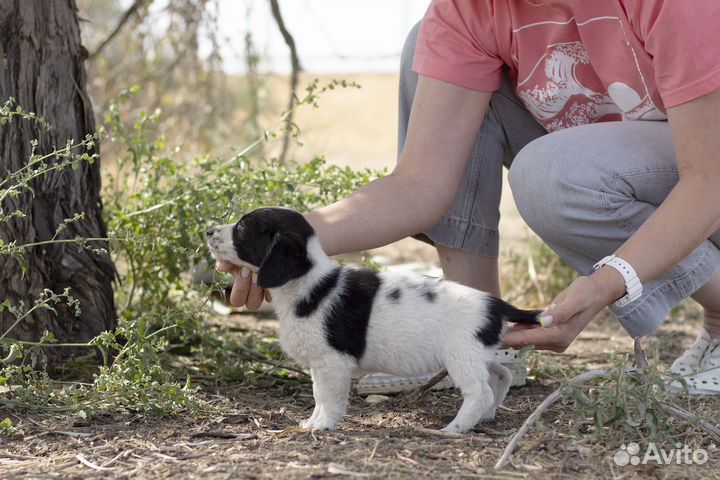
[504,277,605,351]
[501,324,569,352]
[229,267,252,307]
[539,279,589,328]
[505,323,538,332]
[544,297,587,328]
[227,268,269,310]
[245,273,265,311]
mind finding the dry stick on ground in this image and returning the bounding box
[657,402,720,441]
[404,369,450,404]
[412,426,465,439]
[494,337,720,470]
[494,368,613,470]
[269,0,301,164]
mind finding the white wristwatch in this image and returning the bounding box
[593,254,643,307]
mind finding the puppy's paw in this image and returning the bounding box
[479,410,498,422]
[299,418,338,431]
[440,423,469,434]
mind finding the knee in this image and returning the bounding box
[508,135,567,235]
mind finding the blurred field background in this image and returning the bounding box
[78,0,533,265]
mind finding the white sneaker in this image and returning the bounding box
[354,349,527,396]
[666,329,720,395]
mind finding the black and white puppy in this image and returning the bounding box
[206,207,540,433]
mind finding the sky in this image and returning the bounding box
[212,0,430,74]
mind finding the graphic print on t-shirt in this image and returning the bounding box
[513,16,667,132]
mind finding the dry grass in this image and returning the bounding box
[2,299,719,479]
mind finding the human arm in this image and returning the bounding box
[220,76,493,308]
[306,77,491,254]
[503,87,720,351]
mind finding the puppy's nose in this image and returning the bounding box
[206,226,218,237]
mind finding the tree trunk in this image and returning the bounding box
[0,0,116,366]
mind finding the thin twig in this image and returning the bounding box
[76,454,115,471]
[412,426,465,439]
[496,337,720,469]
[269,0,301,164]
[658,401,720,443]
[494,369,612,470]
[421,369,450,393]
[403,369,449,403]
[100,450,129,468]
[89,0,148,60]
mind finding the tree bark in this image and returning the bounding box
[0,0,116,366]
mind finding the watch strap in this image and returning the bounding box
[593,254,643,307]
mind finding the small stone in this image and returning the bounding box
[364,394,391,404]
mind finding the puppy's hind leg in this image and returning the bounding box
[441,356,494,433]
[480,361,512,422]
[301,364,354,431]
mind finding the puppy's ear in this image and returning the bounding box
[257,232,312,288]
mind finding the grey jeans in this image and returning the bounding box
[398,24,720,337]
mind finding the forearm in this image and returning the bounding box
[306,171,450,256]
[616,178,720,282]
[592,89,720,301]
[306,76,492,257]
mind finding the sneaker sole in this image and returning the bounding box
[355,351,527,396]
[663,381,720,396]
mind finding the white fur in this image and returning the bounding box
[209,227,512,433]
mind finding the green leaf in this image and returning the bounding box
[1,343,22,363]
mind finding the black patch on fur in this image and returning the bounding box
[387,288,401,302]
[407,277,439,303]
[324,268,381,360]
[295,267,341,317]
[256,232,313,288]
[230,208,315,288]
[476,310,503,347]
[422,289,437,302]
[476,297,541,346]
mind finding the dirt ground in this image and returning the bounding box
[2,280,720,479]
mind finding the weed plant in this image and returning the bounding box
[0,81,381,425]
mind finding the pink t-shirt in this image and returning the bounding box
[413,0,720,132]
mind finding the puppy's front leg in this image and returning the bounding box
[300,368,322,428]
[301,365,353,431]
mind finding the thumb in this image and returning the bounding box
[539,298,580,328]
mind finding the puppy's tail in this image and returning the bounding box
[491,297,542,325]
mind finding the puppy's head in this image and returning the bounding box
[206,207,314,288]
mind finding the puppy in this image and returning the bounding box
[207,207,540,433]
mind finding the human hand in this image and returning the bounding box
[216,260,272,310]
[502,268,624,352]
